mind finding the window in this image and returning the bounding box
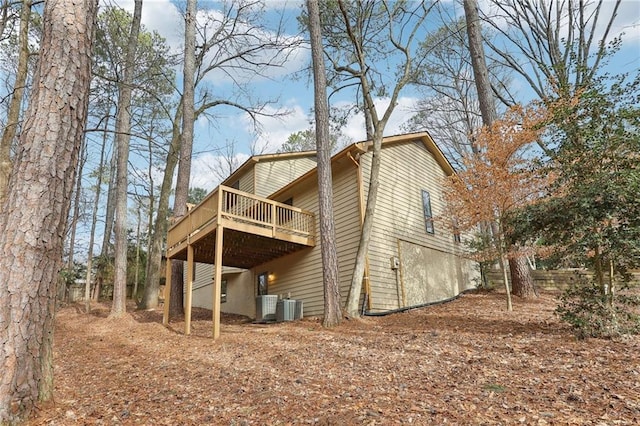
[230,180,240,190]
[221,279,227,303]
[452,218,461,243]
[257,272,268,296]
[422,190,434,234]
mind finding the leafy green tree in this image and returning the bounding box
[524,75,640,284]
[515,75,640,336]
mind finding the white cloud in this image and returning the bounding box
[190,152,251,191]
[243,102,311,153]
[242,95,422,153]
[334,96,422,143]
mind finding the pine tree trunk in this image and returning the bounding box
[307,0,342,327]
[110,0,143,318]
[463,0,497,125]
[0,0,97,421]
[169,0,197,318]
[510,255,537,298]
[84,122,109,313]
[66,139,87,269]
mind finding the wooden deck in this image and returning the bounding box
[165,185,315,268]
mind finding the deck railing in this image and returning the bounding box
[166,185,315,253]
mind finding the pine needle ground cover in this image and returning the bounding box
[29,292,640,425]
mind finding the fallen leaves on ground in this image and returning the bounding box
[28,291,640,425]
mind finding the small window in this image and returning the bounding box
[257,272,268,296]
[230,180,240,190]
[422,190,434,234]
[221,279,227,303]
[452,218,461,243]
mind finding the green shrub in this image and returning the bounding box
[556,281,640,339]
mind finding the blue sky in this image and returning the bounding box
[114,0,640,191]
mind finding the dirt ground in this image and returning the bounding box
[27,291,640,425]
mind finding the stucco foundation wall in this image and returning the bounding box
[190,265,256,318]
[398,241,478,308]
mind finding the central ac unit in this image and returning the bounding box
[255,295,278,322]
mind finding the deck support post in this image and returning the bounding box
[213,224,224,339]
[185,244,194,335]
[162,259,172,325]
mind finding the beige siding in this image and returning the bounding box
[361,140,478,311]
[254,157,317,197]
[238,168,254,194]
[253,161,361,316]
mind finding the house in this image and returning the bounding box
[163,132,479,337]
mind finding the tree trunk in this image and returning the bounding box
[344,127,384,318]
[509,255,536,298]
[133,201,142,299]
[141,104,182,310]
[169,0,196,319]
[110,0,143,318]
[84,123,109,313]
[463,0,497,125]
[66,138,87,269]
[499,252,513,312]
[0,0,31,206]
[337,0,425,318]
[100,145,117,259]
[0,0,97,421]
[464,0,535,305]
[307,0,341,327]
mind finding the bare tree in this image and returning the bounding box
[306,0,341,327]
[404,17,513,168]
[320,0,436,318]
[483,0,622,103]
[0,0,97,421]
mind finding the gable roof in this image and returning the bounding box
[268,131,455,201]
[221,150,317,187]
